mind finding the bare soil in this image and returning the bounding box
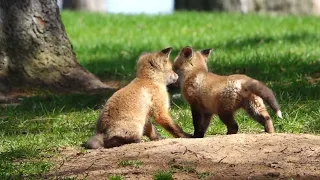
[46,133,320,180]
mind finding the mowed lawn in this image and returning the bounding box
[1,11,319,178]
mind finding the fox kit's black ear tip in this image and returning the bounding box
[181,46,193,58]
[201,48,213,53]
[161,47,173,55]
[201,48,213,57]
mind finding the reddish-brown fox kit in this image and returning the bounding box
[84,47,191,149]
[173,46,282,138]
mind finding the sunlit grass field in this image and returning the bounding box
[1,11,319,179]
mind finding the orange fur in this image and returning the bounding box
[173,47,282,137]
[84,47,191,149]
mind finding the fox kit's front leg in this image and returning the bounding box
[151,89,192,138]
[154,110,192,138]
[191,106,213,138]
[218,111,239,134]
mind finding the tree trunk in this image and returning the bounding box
[0,0,111,99]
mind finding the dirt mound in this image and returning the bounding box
[47,133,320,180]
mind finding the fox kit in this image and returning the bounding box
[173,47,282,138]
[84,47,191,149]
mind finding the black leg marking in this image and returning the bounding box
[191,106,212,138]
[218,111,238,134]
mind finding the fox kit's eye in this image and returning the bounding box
[149,60,157,69]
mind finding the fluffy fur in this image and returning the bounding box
[84,47,191,149]
[173,46,282,137]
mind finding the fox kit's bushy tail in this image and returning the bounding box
[245,80,283,119]
[83,133,105,149]
[83,133,138,149]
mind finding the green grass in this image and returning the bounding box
[1,11,320,179]
[118,159,143,168]
[153,170,174,180]
[197,172,212,179]
[109,175,123,180]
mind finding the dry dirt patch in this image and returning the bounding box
[47,133,320,180]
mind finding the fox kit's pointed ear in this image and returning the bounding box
[201,48,213,59]
[160,47,173,57]
[180,46,193,60]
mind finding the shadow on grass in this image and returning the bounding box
[80,37,319,101]
[0,93,110,179]
[2,31,319,131]
[0,146,52,179]
[16,92,113,112]
[210,52,319,100]
[1,92,115,136]
[1,31,318,136]
[216,31,320,50]
[79,44,172,80]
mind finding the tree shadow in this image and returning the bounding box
[77,43,183,81]
[0,146,52,179]
[202,32,320,101]
[210,52,319,99]
[216,31,320,50]
[2,31,319,136]
[0,91,115,136]
[78,32,319,100]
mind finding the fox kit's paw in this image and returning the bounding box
[83,134,105,149]
[184,133,193,138]
[156,136,164,140]
[81,140,103,149]
[151,135,164,141]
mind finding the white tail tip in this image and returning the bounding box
[276,110,283,119]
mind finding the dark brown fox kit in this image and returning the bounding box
[84,47,191,149]
[173,47,282,138]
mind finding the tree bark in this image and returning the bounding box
[0,0,111,97]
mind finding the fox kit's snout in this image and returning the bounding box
[166,71,179,85]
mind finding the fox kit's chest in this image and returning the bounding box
[140,87,153,112]
[153,82,170,110]
[182,73,205,104]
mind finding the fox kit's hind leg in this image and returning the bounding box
[243,95,274,133]
[191,106,213,138]
[144,120,163,140]
[218,111,239,134]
